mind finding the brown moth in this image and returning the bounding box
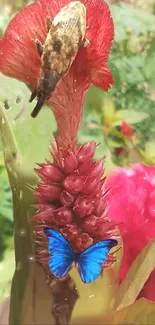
[30,1,87,118]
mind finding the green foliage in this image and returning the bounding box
[79,1,155,166]
[80,87,150,166]
[109,2,155,140]
[103,238,155,325]
[0,12,11,37]
[0,171,13,221]
[0,166,13,261]
[114,237,155,310]
[0,250,15,302]
[110,2,155,39]
[0,216,13,261]
[0,74,56,167]
[0,142,13,260]
[0,71,57,321]
[0,74,56,267]
[143,39,155,87]
[0,0,34,37]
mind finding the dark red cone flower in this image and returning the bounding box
[32,140,117,271]
[0,0,114,147]
[105,163,155,301]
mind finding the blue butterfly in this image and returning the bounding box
[44,227,117,283]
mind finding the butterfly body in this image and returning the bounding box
[44,228,117,283]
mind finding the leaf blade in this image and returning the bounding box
[115,237,155,310]
[104,298,155,325]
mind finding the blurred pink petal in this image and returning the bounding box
[106,163,155,301]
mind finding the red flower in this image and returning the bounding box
[0,0,114,147]
[121,121,133,137]
[105,163,155,301]
[0,0,114,92]
[33,140,117,270]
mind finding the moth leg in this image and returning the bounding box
[46,16,53,31]
[29,88,38,103]
[31,95,46,118]
[35,39,44,57]
[80,38,90,48]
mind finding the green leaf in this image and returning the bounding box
[0,74,57,168]
[104,298,155,325]
[112,55,145,86]
[0,250,15,302]
[109,61,121,87]
[102,95,116,128]
[144,39,155,87]
[0,74,57,324]
[115,238,155,310]
[109,128,128,143]
[144,141,155,162]
[0,176,12,221]
[107,138,124,148]
[111,3,155,37]
[113,109,149,125]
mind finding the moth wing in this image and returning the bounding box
[77,239,118,283]
[62,16,80,36]
[55,11,82,39]
[45,228,75,278]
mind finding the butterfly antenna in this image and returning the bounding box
[113,246,122,255]
[31,95,46,118]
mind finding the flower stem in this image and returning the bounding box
[0,104,57,325]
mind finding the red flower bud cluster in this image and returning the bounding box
[32,140,116,268]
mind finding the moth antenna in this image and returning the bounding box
[35,39,44,57]
[31,95,46,118]
[29,88,38,103]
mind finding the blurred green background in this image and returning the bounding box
[0,0,155,303]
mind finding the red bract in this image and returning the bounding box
[0,0,114,92]
[0,0,114,148]
[32,140,117,269]
[105,163,155,301]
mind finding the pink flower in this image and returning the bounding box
[105,163,155,301]
[33,140,117,271]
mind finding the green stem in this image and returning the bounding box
[0,104,35,324]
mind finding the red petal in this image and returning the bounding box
[0,2,43,86]
[83,0,114,62]
[0,0,69,86]
[121,121,133,136]
[91,65,114,91]
[0,0,114,92]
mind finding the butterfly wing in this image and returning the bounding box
[44,228,75,278]
[77,239,118,283]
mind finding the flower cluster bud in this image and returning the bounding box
[33,141,116,264]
